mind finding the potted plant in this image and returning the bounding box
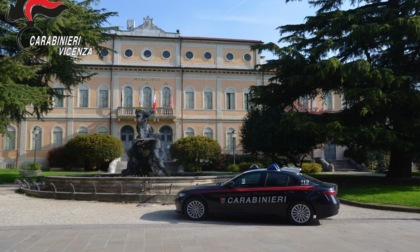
[20,162,42,177]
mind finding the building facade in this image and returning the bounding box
[0,17,348,169]
[0,17,270,168]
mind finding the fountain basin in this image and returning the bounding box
[17,174,234,204]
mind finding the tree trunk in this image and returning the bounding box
[387,149,412,178]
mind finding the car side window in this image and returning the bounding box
[233,173,262,187]
[265,173,297,187]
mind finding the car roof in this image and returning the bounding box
[244,167,302,175]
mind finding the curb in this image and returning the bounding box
[340,199,420,214]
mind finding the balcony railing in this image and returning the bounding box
[117,107,175,120]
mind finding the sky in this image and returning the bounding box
[96,0,319,59]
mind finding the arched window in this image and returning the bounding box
[53,85,64,108]
[52,127,63,148]
[226,88,236,110]
[185,127,195,137]
[203,88,213,110]
[243,88,252,111]
[97,126,109,134]
[4,126,16,150]
[162,87,171,108]
[324,91,333,110]
[77,126,88,135]
[79,85,89,107]
[203,127,213,139]
[185,87,194,109]
[226,128,236,150]
[32,126,42,150]
[123,86,133,107]
[98,86,109,108]
[143,87,152,108]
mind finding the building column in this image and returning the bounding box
[18,121,27,168]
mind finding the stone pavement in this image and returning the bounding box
[1,186,420,251]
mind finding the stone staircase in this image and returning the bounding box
[327,159,361,172]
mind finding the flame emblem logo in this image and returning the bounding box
[6,0,68,50]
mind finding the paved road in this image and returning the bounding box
[0,186,419,252]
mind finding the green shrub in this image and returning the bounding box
[301,162,322,173]
[223,154,271,167]
[226,164,240,173]
[27,162,41,170]
[170,136,221,172]
[64,133,124,170]
[47,146,70,169]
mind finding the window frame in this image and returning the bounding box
[226,88,236,110]
[203,88,213,110]
[185,87,195,109]
[98,86,109,108]
[51,126,63,148]
[78,86,89,108]
[4,126,16,151]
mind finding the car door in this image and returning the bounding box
[215,171,265,215]
[257,172,298,216]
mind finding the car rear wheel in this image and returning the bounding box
[288,202,314,225]
[184,198,207,220]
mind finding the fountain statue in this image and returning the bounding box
[122,109,168,176]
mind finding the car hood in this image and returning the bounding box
[179,183,223,192]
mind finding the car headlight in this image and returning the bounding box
[177,192,186,198]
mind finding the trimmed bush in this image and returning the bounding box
[47,146,70,169]
[170,136,221,172]
[226,164,240,173]
[27,162,41,170]
[301,162,322,173]
[64,133,124,170]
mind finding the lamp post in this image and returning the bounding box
[232,129,237,165]
[33,127,40,163]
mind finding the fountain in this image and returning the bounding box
[16,108,233,203]
[122,109,168,176]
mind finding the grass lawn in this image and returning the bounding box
[312,174,420,209]
[338,185,420,208]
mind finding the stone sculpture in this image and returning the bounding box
[122,109,168,176]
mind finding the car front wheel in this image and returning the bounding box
[184,198,207,220]
[288,201,314,225]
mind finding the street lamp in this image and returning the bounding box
[232,129,237,165]
[33,127,40,163]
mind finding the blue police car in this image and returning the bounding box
[175,164,340,225]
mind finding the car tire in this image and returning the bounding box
[184,198,207,220]
[288,201,314,225]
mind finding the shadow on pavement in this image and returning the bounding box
[139,210,321,226]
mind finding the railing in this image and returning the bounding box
[117,107,175,120]
[16,175,233,203]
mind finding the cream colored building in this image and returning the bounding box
[0,17,348,169]
[0,17,270,168]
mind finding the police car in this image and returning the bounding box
[175,164,340,225]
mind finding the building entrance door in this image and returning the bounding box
[159,126,173,160]
[324,143,336,160]
[120,125,135,154]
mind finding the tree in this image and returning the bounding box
[170,136,221,172]
[64,133,123,170]
[251,0,420,178]
[241,106,319,166]
[0,0,117,134]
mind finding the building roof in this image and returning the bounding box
[116,16,262,44]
